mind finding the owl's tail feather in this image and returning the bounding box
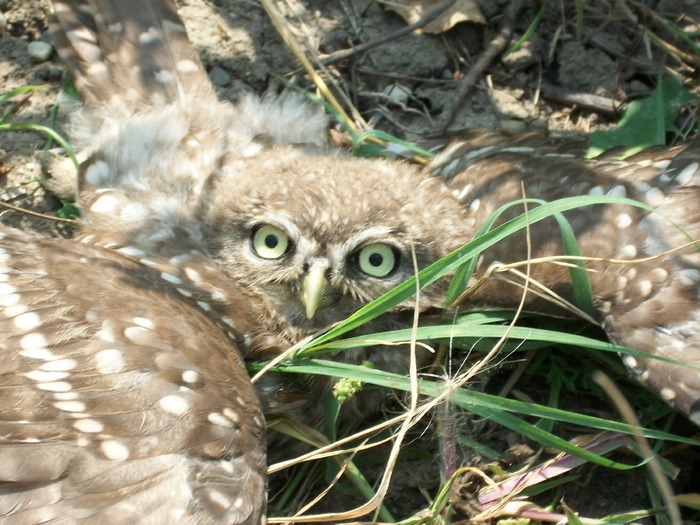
[50,0,215,109]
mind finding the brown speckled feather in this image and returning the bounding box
[50,0,215,107]
[0,226,267,523]
[433,132,700,422]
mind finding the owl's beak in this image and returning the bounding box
[301,263,329,319]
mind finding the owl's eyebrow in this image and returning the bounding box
[248,214,301,240]
[344,226,401,250]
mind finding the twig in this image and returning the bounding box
[434,0,525,133]
[259,0,358,134]
[539,83,621,117]
[356,66,456,85]
[317,0,457,67]
[0,200,78,224]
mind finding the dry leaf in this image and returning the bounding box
[383,0,485,34]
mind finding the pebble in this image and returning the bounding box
[28,41,53,63]
[383,84,411,106]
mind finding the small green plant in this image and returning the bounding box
[587,76,699,159]
[0,85,78,169]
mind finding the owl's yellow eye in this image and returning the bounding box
[252,225,291,259]
[356,243,398,277]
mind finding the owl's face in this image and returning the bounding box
[203,146,472,332]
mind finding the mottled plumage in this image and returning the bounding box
[1,0,699,522]
[0,227,266,523]
[432,131,700,421]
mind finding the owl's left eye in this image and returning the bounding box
[355,243,399,277]
[252,225,291,259]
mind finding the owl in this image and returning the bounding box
[2,0,700,522]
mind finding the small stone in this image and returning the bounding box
[209,66,231,87]
[28,41,53,63]
[383,84,411,106]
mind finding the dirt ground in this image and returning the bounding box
[1,0,699,523]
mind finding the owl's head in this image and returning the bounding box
[203,146,473,332]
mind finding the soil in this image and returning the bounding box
[1,0,699,523]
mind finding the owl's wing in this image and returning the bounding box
[49,0,215,107]
[602,140,700,422]
[432,132,700,423]
[0,226,266,524]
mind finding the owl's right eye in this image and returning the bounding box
[252,225,291,259]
